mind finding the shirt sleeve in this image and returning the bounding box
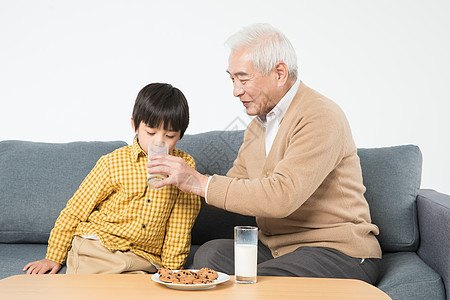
[46,155,114,264]
[160,155,201,269]
[204,176,213,203]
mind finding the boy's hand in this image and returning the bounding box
[23,259,62,274]
[147,154,208,197]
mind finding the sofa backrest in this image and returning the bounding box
[0,133,423,254]
[177,130,245,176]
[0,140,127,244]
[179,131,423,253]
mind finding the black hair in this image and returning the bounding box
[132,83,189,138]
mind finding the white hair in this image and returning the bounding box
[225,23,298,79]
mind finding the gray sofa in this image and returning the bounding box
[0,130,448,300]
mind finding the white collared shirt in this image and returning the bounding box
[257,78,301,157]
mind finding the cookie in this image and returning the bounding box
[197,267,218,280]
[159,273,175,283]
[158,267,173,277]
[178,277,195,284]
[193,278,214,284]
[157,267,219,285]
[177,270,197,278]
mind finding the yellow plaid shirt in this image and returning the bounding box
[46,137,201,269]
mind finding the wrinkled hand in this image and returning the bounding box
[23,258,62,275]
[146,154,208,197]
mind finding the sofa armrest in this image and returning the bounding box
[417,189,450,299]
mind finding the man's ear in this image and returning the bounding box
[275,61,289,87]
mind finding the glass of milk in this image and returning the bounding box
[234,226,258,284]
[147,140,169,189]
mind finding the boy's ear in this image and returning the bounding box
[131,117,136,133]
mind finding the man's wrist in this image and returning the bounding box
[189,174,209,198]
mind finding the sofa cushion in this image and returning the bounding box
[0,243,67,279]
[358,145,422,253]
[0,140,127,243]
[377,252,445,300]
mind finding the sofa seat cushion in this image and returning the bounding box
[377,252,445,300]
[0,243,66,279]
[0,140,128,244]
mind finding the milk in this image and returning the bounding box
[234,244,257,283]
[147,174,167,189]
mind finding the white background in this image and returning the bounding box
[1,0,449,194]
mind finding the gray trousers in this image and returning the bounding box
[193,239,380,285]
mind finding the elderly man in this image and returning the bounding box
[148,23,382,284]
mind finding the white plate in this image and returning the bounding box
[151,269,230,291]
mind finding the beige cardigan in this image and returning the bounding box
[207,82,382,259]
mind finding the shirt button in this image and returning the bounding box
[142,224,146,229]
[274,250,279,256]
[147,199,151,203]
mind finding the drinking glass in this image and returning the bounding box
[234,226,258,284]
[147,140,169,189]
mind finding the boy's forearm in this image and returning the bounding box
[45,224,74,265]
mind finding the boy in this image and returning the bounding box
[23,83,201,274]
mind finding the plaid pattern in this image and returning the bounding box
[46,137,201,269]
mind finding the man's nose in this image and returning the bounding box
[233,82,244,97]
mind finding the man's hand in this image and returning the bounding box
[23,259,62,275]
[147,154,209,197]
